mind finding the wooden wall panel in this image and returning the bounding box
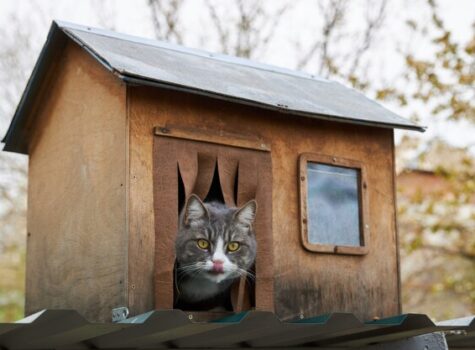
[127,91,156,316]
[27,42,127,322]
[128,86,399,321]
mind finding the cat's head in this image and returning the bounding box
[175,194,257,284]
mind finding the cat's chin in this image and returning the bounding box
[203,271,235,284]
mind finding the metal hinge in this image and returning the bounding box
[112,307,129,322]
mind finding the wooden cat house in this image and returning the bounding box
[2,21,424,323]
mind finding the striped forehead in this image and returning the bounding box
[205,221,234,242]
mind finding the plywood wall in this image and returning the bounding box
[27,41,128,322]
[128,87,400,321]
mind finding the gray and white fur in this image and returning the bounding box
[175,194,257,304]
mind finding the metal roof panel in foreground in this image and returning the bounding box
[0,310,473,349]
[438,315,475,349]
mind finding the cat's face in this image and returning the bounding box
[175,194,257,284]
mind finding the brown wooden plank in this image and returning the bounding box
[231,276,251,312]
[253,150,274,312]
[177,152,198,198]
[153,137,179,309]
[128,91,155,317]
[391,133,403,315]
[237,157,258,206]
[26,41,127,322]
[193,153,216,200]
[154,125,270,151]
[217,157,238,207]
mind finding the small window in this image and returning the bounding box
[299,153,369,255]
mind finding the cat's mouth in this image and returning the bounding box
[207,270,225,275]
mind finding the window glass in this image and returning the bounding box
[307,162,361,246]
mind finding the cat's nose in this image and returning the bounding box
[212,260,224,272]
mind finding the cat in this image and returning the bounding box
[174,194,257,309]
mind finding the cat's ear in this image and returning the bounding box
[183,194,209,226]
[234,200,257,230]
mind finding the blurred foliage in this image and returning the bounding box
[0,245,25,322]
[391,0,475,320]
[0,13,32,322]
[397,138,475,319]
[378,0,475,124]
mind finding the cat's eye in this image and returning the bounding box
[227,242,240,252]
[197,239,209,249]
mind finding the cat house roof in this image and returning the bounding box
[2,20,424,154]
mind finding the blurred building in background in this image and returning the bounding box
[398,138,475,320]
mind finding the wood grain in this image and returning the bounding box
[154,125,270,151]
[218,157,239,207]
[153,137,179,309]
[24,47,400,322]
[129,86,399,321]
[26,41,127,322]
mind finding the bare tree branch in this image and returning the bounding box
[297,0,347,75]
[203,0,290,59]
[347,0,387,77]
[147,0,184,43]
[205,0,230,53]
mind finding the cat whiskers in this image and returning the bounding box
[175,262,207,295]
[177,263,205,279]
[234,267,256,283]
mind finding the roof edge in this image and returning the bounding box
[2,21,66,154]
[59,21,424,133]
[2,20,425,155]
[54,20,332,84]
[122,74,426,133]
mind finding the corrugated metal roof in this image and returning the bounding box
[0,309,473,349]
[2,20,423,154]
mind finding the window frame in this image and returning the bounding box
[299,153,370,255]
